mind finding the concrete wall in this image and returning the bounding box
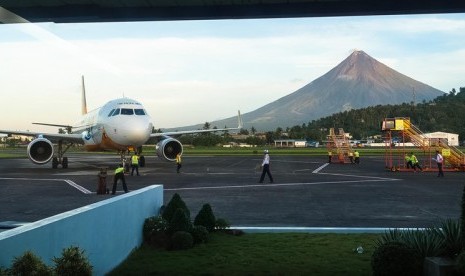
[0,185,163,275]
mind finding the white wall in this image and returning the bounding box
[0,185,163,275]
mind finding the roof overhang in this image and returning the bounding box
[1,0,465,24]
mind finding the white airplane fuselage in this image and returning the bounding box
[73,98,153,151]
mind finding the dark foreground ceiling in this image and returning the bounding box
[1,0,465,24]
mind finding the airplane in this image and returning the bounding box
[0,76,243,169]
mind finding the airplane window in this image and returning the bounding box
[134,109,146,115]
[121,108,134,115]
[108,109,115,117]
[112,109,120,116]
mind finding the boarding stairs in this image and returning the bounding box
[327,128,354,163]
[399,118,465,170]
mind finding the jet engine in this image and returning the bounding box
[27,137,54,165]
[156,138,183,162]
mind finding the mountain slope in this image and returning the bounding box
[173,50,444,131]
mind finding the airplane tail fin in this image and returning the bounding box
[81,75,88,115]
[237,110,243,129]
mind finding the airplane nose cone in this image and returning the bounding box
[125,121,152,145]
[108,119,152,146]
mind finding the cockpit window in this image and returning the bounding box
[107,109,115,117]
[134,109,146,115]
[121,108,134,115]
[112,109,120,116]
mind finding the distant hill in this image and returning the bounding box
[167,50,444,132]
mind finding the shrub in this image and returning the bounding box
[434,219,464,257]
[194,204,216,232]
[191,225,209,244]
[371,242,422,276]
[53,246,92,276]
[377,228,443,258]
[0,266,11,276]
[10,251,51,276]
[162,193,190,223]
[143,215,169,243]
[171,231,194,250]
[401,228,444,258]
[169,208,192,234]
[456,250,465,275]
[215,218,230,230]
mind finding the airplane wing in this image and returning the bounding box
[0,129,83,143]
[147,110,243,142]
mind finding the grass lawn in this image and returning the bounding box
[109,232,381,275]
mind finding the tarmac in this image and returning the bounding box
[0,153,462,230]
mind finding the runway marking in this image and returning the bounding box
[165,178,401,191]
[312,163,330,173]
[0,177,92,194]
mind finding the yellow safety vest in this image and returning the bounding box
[354,152,360,157]
[328,152,332,156]
[411,155,418,164]
[132,155,139,165]
[176,154,181,164]
[115,167,124,174]
[405,155,411,162]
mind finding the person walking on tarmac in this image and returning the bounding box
[259,149,274,183]
[112,163,128,195]
[433,150,444,177]
[176,152,182,173]
[410,152,423,172]
[131,153,140,176]
[354,150,360,164]
[328,151,332,163]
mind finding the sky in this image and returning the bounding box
[0,13,464,132]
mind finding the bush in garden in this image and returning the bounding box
[376,228,443,259]
[162,193,190,223]
[143,215,169,243]
[194,204,216,232]
[434,219,464,257]
[371,242,422,276]
[10,251,51,276]
[53,246,92,276]
[455,250,465,275]
[171,231,194,250]
[191,225,209,244]
[169,208,192,234]
[215,218,230,231]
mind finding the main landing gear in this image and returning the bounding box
[52,140,72,169]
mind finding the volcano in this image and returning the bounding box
[182,50,444,131]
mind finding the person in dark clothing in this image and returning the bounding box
[112,164,128,194]
[259,149,274,183]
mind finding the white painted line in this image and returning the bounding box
[0,177,92,194]
[64,180,92,194]
[165,178,400,191]
[312,163,330,173]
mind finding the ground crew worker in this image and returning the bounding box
[112,163,128,194]
[410,152,423,172]
[176,153,182,173]
[131,153,140,176]
[354,150,360,164]
[433,150,444,177]
[405,154,413,169]
[328,151,332,163]
[259,149,274,183]
[348,151,354,164]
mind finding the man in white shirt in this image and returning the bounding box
[434,150,444,177]
[259,149,274,183]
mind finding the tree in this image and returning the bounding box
[203,122,211,130]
